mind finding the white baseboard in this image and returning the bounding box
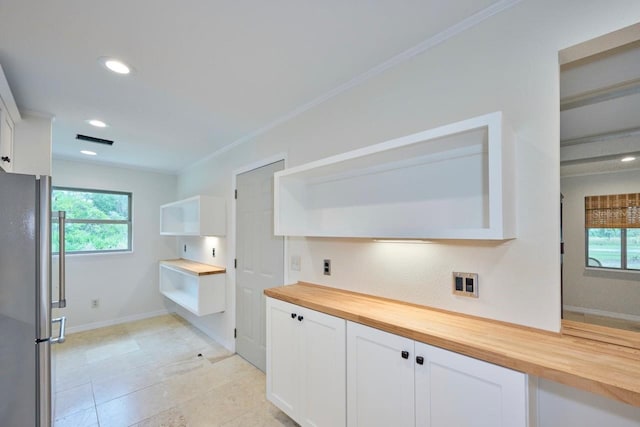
[563,305,640,323]
[65,309,172,334]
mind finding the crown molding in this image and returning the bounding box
[182,0,523,174]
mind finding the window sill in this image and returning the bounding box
[53,251,134,258]
[584,267,640,280]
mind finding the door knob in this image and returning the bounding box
[401,351,409,359]
[416,356,424,365]
[1,156,10,163]
[297,315,304,321]
[291,313,297,319]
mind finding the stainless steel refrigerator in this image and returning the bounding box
[0,172,67,427]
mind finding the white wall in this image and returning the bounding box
[174,0,640,422]
[538,379,640,426]
[177,0,640,343]
[13,112,52,176]
[52,158,178,331]
[171,234,230,346]
[562,168,640,319]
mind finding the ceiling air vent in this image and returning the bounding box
[76,134,114,146]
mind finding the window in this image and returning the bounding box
[52,187,132,254]
[585,193,640,270]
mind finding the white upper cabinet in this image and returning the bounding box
[0,64,21,173]
[274,112,516,240]
[160,195,226,236]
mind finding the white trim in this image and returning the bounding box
[561,165,640,178]
[231,154,288,353]
[19,109,55,120]
[52,251,134,258]
[53,154,179,176]
[563,304,640,323]
[233,153,289,177]
[64,309,171,334]
[584,267,640,275]
[180,0,522,174]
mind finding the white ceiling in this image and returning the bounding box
[560,41,640,177]
[0,0,500,174]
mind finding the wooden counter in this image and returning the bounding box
[265,282,640,407]
[159,259,225,276]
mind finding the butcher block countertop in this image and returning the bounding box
[264,282,640,407]
[159,259,226,276]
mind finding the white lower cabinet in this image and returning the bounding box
[414,340,532,427]
[266,297,346,427]
[347,322,415,427]
[347,321,533,427]
[267,300,533,427]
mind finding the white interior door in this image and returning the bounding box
[236,160,284,371]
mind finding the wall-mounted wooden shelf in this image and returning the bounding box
[274,111,515,240]
[159,259,226,316]
[160,195,225,236]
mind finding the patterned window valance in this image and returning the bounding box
[585,193,640,228]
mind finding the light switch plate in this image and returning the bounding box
[323,259,331,276]
[291,255,301,271]
[452,272,478,298]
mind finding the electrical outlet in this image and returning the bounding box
[91,299,99,308]
[323,259,331,276]
[291,255,301,271]
[452,272,478,298]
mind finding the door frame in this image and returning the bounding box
[231,153,288,353]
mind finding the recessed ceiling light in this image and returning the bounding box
[87,119,107,128]
[621,156,636,162]
[80,150,97,156]
[99,57,132,75]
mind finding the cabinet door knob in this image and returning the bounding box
[291,313,297,319]
[416,356,424,365]
[1,156,10,163]
[297,315,304,321]
[401,351,409,359]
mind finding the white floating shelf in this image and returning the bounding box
[160,195,225,236]
[159,259,226,316]
[274,111,516,240]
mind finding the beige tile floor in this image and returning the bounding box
[53,314,298,427]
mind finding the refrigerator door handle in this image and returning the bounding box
[51,316,66,344]
[52,210,67,309]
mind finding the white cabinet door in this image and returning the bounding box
[347,322,415,427]
[266,298,300,420]
[414,341,530,427]
[299,306,346,427]
[266,297,347,427]
[0,106,14,172]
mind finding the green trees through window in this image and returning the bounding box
[587,228,640,271]
[52,187,132,253]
